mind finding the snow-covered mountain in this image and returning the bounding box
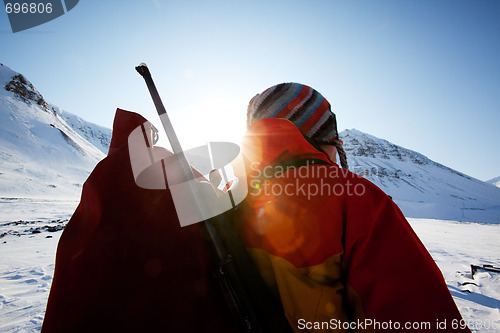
[54,107,111,155]
[487,176,500,188]
[340,129,500,223]
[0,63,112,200]
[1,62,498,223]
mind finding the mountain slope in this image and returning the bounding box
[54,107,111,155]
[340,129,500,223]
[487,176,500,188]
[0,63,111,199]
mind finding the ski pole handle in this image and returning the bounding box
[135,63,183,155]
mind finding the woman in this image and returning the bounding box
[235,82,470,332]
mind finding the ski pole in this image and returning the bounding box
[135,64,182,154]
[135,63,262,332]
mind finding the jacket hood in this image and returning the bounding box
[108,108,149,155]
[241,118,330,177]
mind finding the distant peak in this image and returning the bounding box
[341,128,361,133]
[487,176,500,187]
[340,128,374,137]
[339,128,360,135]
[339,127,432,166]
[340,128,385,143]
[3,70,50,112]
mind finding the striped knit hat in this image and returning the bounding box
[247,82,348,169]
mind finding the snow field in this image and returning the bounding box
[0,233,57,332]
[409,218,500,332]
[0,199,498,332]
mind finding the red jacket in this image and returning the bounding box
[42,109,234,333]
[235,118,470,332]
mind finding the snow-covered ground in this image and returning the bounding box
[0,199,77,332]
[410,219,500,332]
[0,200,498,332]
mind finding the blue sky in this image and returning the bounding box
[1,0,499,181]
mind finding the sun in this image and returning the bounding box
[152,95,248,153]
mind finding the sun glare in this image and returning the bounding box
[153,95,247,152]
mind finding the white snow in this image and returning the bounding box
[0,201,77,332]
[0,229,59,332]
[0,63,108,331]
[487,176,500,188]
[0,203,498,332]
[53,106,111,155]
[410,219,500,332]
